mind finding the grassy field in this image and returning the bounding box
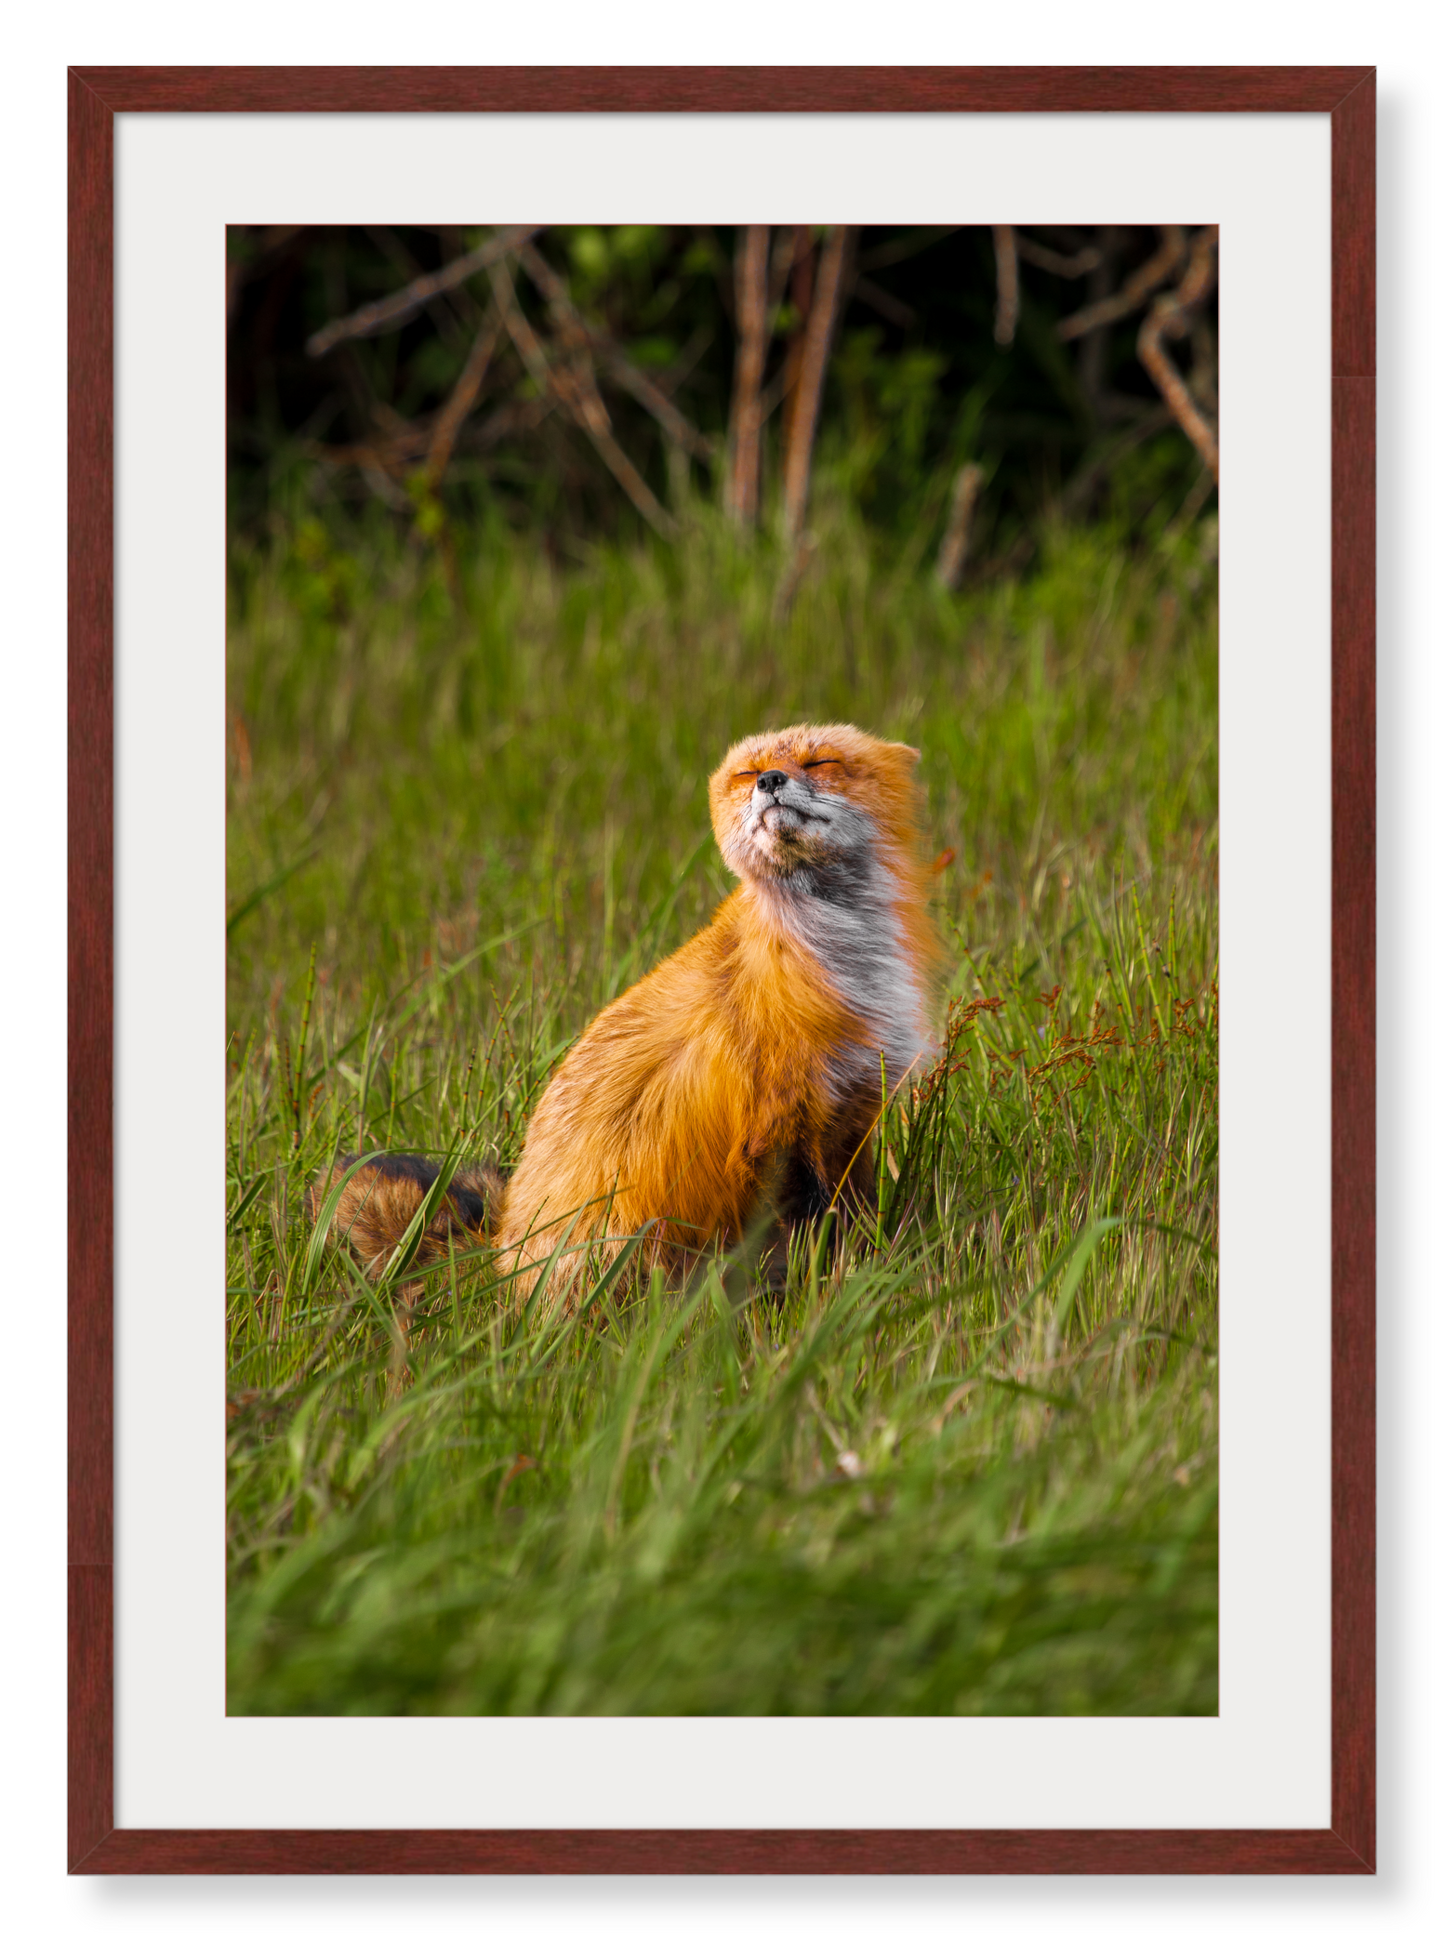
[226,488,1219,1715]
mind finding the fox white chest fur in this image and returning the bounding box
[732,783,935,1097]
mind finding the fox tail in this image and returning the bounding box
[307,1152,506,1279]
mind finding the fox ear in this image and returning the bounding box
[893,742,922,765]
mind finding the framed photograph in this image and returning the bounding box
[69,65,1374,1873]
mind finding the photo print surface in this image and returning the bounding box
[225,221,1220,1718]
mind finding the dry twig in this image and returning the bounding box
[517,242,715,463]
[366,225,483,343]
[768,226,799,307]
[596,344,717,463]
[1057,225,1187,342]
[306,226,541,357]
[1076,228,1120,409]
[776,234,815,459]
[1137,227,1220,483]
[726,225,770,526]
[1014,235,1103,279]
[488,254,677,539]
[424,310,503,486]
[992,225,1020,347]
[935,463,986,589]
[307,430,428,470]
[307,398,557,476]
[756,361,794,428]
[781,225,854,544]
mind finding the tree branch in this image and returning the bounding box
[992,225,1020,347]
[487,254,677,539]
[726,226,771,526]
[1057,226,1187,342]
[424,311,503,486]
[1014,235,1104,279]
[781,225,854,545]
[935,463,986,589]
[516,241,716,465]
[305,227,541,357]
[1137,227,1220,483]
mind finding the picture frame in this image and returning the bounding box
[68,64,1375,1875]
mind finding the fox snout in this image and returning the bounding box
[752,776,814,843]
[752,769,812,821]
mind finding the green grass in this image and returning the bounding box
[226,487,1219,1715]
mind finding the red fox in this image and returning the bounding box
[313,723,942,1294]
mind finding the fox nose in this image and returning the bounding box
[756,770,788,795]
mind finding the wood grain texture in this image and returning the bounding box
[1328,68,1377,1875]
[1332,73,1376,377]
[75,1827,1374,1875]
[67,62,1376,1877]
[68,66,116,1876]
[1331,376,1376,1873]
[70,64,1372,115]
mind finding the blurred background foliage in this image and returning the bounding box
[227,223,1218,566]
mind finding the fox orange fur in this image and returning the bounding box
[314,723,942,1293]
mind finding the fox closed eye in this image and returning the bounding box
[736,760,839,782]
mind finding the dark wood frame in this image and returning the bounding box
[68,65,1375,1875]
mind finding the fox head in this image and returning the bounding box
[709,722,926,889]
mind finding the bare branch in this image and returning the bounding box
[305,430,427,469]
[767,226,799,308]
[305,227,542,357]
[597,349,717,463]
[777,234,816,458]
[1014,235,1104,279]
[992,225,1020,348]
[781,225,854,545]
[515,242,713,471]
[306,392,558,478]
[488,254,678,540]
[485,256,553,391]
[726,226,770,527]
[1076,226,1121,411]
[756,360,795,428]
[596,359,709,458]
[365,225,481,345]
[935,463,986,589]
[572,413,680,538]
[1057,226,1188,342]
[1137,227,1220,483]
[424,311,503,486]
[515,241,716,464]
